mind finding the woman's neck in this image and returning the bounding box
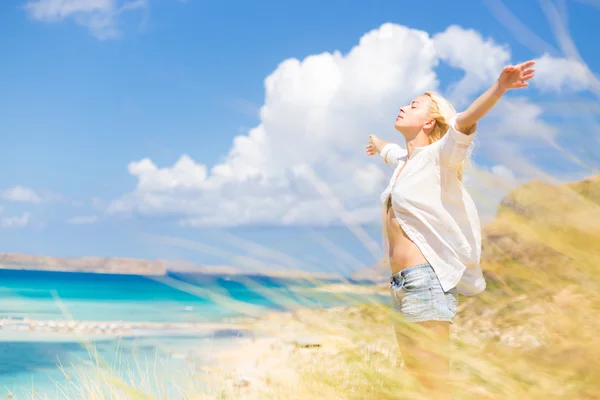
[404,131,430,158]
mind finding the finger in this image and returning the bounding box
[515,82,529,88]
[503,65,515,73]
[522,73,535,81]
[522,69,535,78]
[522,69,535,77]
[519,60,536,69]
[516,61,535,72]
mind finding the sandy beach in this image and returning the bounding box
[199,287,597,400]
[203,305,404,399]
[4,282,599,400]
[0,317,255,342]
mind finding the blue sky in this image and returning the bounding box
[0,0,598,275]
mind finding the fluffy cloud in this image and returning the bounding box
[490,165,516,182]
[24,0,146,39]
[433,25,511,105]
[1,186,43,204]
[108,23,592,228]
[533,53,596,93]
[483,96,559,140]
[0,186,62,204]
[0,208,31,229]
[110,23,446,226]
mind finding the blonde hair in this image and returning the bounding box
[423,91,464,180]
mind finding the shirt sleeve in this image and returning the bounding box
[380,143,407,168]
[439,112,477,168]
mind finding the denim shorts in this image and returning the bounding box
[390,263,458,323]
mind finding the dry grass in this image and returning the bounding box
[11,175,600,399]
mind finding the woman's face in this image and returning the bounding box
[394,95,432,134]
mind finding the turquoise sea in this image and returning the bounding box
[0,269,382,398]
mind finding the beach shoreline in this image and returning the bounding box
[4,291,597,399]
[0,317,256,341]
[0,280,382,340]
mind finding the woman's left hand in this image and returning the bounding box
[497,60,536,91]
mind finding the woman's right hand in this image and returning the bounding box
[365,134,385,156]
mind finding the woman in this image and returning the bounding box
[365,61,536,396]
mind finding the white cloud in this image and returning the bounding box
[433,25,511,105]
[0,186,62,205]
[68,215,99,224]
[1,186,43,204]
[108,23,583,228]
[24,0,146,40]
[484,96,559,140]
[128,155,208,192]
[538,1,600,98]
[353,164,386,196]
[534,53,596,93]
[490,164,516,182]
[0,208,31,229]
[109,22,447,226]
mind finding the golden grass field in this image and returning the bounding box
[17,174,600,400]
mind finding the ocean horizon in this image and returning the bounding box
[0,268,383,398]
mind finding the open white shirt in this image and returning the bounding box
[379,113,486,296]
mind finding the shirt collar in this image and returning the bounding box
[408,144,428,159]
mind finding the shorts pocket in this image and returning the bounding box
[390,284,405,306]
[401,289,433,320]
[402,271,431,293]
[446,288,458,315]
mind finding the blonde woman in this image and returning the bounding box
[365,61,536,395]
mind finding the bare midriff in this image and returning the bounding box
[385,160,428,275]
[385,197,428,275]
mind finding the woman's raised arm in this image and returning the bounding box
[456,60,536,134]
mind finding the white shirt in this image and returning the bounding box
[379,113,486,296]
